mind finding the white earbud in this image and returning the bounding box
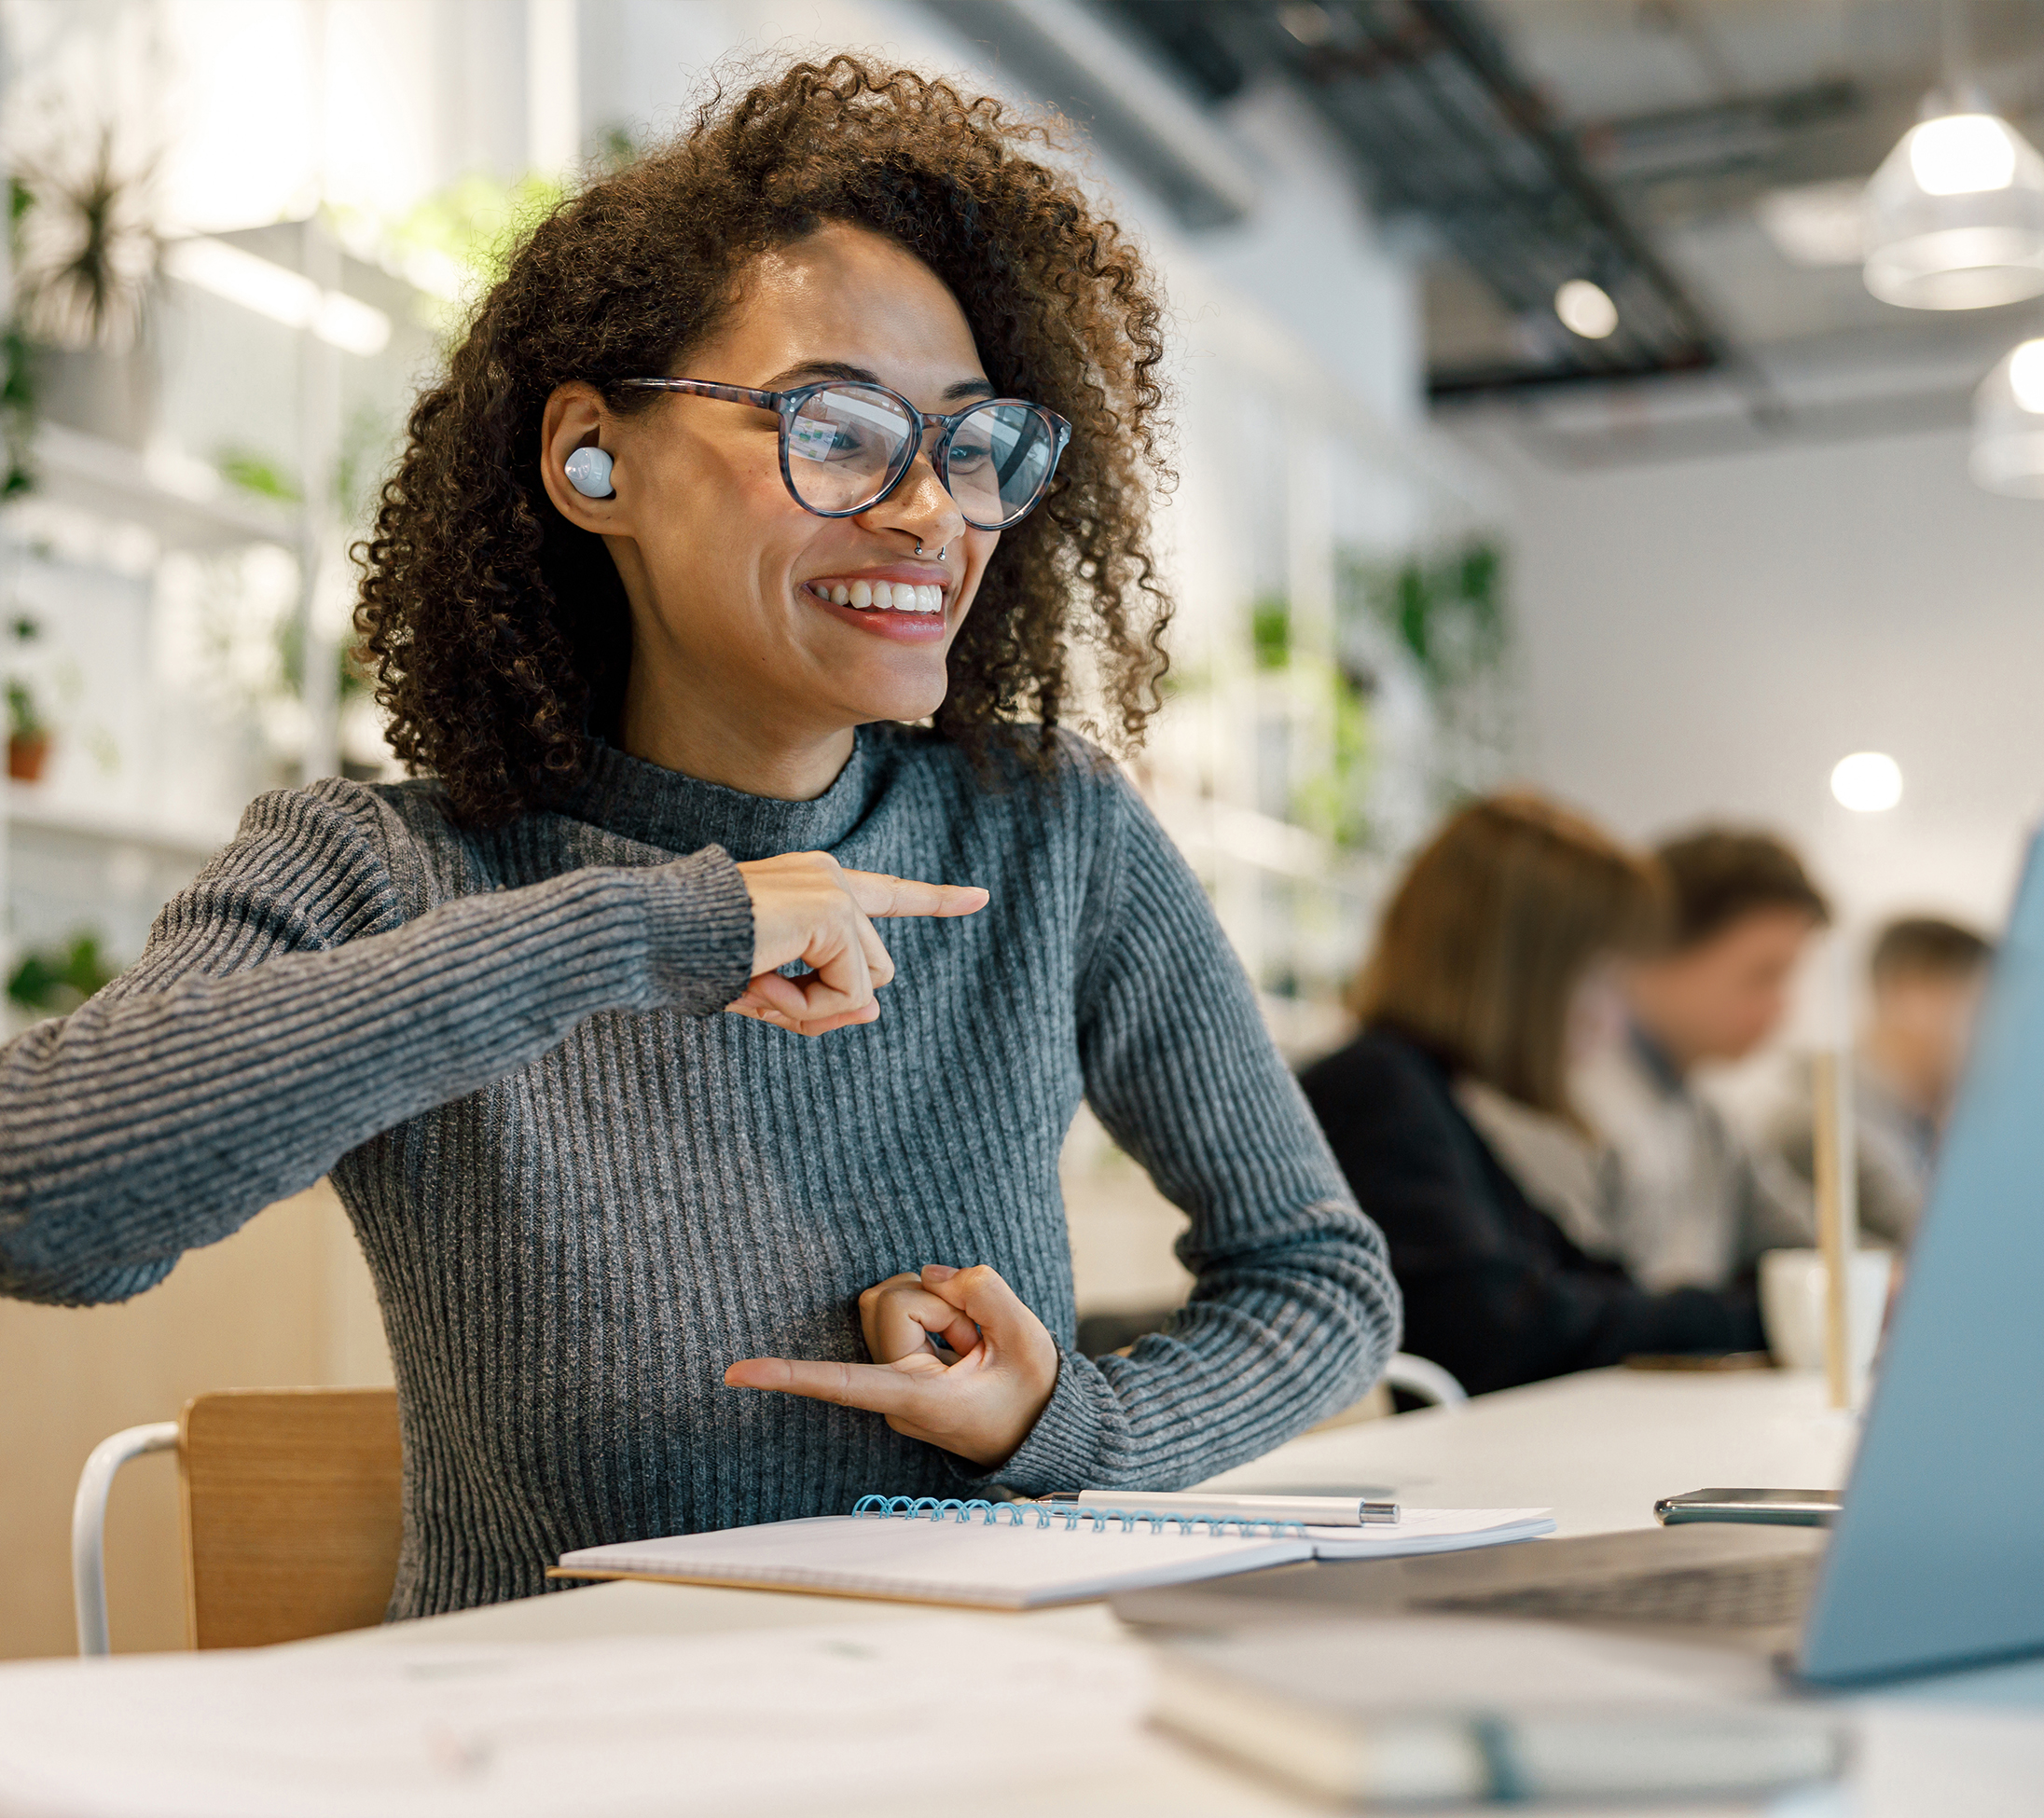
[564,447,615,499]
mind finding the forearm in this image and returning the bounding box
[1578,1280,1764,1368]
[1045,773,1400,1490]
[977,1205,1398,1493]
[0,849,750,1300]
[1401,1265,1763,1396]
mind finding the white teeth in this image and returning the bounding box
[813,578,944,613]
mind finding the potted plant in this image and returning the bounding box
[7,677,49,781]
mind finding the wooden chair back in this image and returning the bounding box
[178,1387,402,1649]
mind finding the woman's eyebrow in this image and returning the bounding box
[762,360,997,402]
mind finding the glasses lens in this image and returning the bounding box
[784,385,914,514]
[944,404,1058,528]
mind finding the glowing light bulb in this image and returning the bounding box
[1554,279,1618,339]
[1863,106,2044,310]
[2008,338,2044,414]
[1909,115,2018,198]
[1974,337,2044,493]
[1830,752,1903,814]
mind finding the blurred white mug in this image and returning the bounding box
[1760,1248,1894,1376]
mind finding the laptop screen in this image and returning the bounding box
[1799,831,2044,1683]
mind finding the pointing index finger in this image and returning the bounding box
[724,1355,937,1416]
[840,871,989,919]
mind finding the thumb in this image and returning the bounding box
[914,1263,980,1355]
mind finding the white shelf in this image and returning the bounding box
[24,423,297,553]
[6,784,235,861]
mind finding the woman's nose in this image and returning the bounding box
[874,451,967,544]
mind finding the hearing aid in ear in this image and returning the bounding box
[564,447,615,499]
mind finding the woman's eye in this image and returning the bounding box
[948,441,992,471]
[792,418,878,462]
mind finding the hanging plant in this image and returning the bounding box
[13,120,162,353]
[1342,539,1509,696]
[1388,542,1506,693]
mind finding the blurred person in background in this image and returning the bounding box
[1301,793,1769,1396]
[1576,829,1826,1293]
[1764,916,1993,1246]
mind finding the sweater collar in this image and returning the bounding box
[566,730,877,862]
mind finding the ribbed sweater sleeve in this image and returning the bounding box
[986,772,1402,1494]
[0,780,753,1307]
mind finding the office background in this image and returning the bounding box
[2,0,2037,1658]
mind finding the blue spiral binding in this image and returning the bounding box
[849,1493,1305,1538]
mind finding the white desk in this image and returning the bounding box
[311,1369,1878,1817]
[1202,1364,1862,1536]
[7,1369,2025,1815]
[345,1368,1855,1654]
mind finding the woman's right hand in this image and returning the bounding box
[727,852,987,1037]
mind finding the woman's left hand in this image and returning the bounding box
[724,1263,1058,1467]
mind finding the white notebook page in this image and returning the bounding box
[557,1515,1312,1608]
[1303,1508,1555,1559]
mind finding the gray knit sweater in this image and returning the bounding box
[0,725,1399,1618]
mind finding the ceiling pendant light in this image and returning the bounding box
[1970,336,2044,496]
[1863,98,2044,309]
[1554,279,1619,340]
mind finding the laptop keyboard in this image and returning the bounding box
[1419,1551,1819,1629]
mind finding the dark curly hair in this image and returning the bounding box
[354,55,1173,827]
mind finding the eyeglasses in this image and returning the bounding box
[619,377,1071,530]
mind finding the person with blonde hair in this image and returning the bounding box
[1301,792,1766,1396]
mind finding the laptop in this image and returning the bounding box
[1117,832,2044,1687]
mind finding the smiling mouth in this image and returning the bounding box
[804,579,946,615]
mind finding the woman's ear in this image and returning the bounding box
[540,382,622,530]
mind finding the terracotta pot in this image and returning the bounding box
[7,731,50,782]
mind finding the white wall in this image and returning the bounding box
[1457,420,2044,987]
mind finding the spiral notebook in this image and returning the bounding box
[551,1497,1554,1611]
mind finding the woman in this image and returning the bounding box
[1300,792,1763,1398]
[0,60,1397,1617]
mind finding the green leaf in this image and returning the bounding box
[7,933,116,1012]
[1250,594,1291,670]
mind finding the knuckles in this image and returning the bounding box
[946,1263,1001,1294]
[858,1274,920,1312]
